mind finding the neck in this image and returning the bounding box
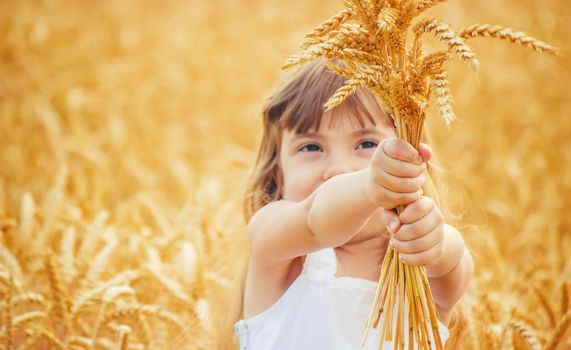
[334,229,389,281]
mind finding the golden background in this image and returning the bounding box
[0,0,569,348]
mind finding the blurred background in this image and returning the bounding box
[0,0,569,348]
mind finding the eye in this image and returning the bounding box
[356,140,378,150]
[299,143,322,152]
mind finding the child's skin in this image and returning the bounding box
[244,102,473,326]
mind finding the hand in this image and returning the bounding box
[365,137,432,210]
[382,196,445,267]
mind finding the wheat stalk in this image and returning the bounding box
[544,311,571,350]
[115,325,131,350]
[22,327,66,350]
[535,286,557,327]
[90,286,136,350]
[1,273,14,350]
[0,245,22,283]
[560,282,568,317]
[68,336,94,349]
[60,226,77,286]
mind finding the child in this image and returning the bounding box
[229,58,473,349]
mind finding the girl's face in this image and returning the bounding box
[279,106,395,202]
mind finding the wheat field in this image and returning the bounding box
[0,0,570,349]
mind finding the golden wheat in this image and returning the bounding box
[544,311,571,350]
[535,286,557,328]
[508,320,542,350]
[459,24,558,54]
[0,0,568,349]
[414,18,480,70]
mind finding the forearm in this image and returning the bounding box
[307,168,379,247]
[426,225,474,312]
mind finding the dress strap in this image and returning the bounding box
[302,247,337,276]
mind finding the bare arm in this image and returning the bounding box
[426,225,474,325]
[249,168,379,265]
[307,168,382,247]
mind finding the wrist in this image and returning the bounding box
[360,167,383,209]
[427,225,465,278]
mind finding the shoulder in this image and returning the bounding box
[247,197,324,265]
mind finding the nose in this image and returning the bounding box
[322,152,356,180]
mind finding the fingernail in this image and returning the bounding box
[388,218,399,232]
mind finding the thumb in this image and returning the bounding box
[382,209,400,236]
[418,143,432,162]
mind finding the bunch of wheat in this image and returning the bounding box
[283,0,557,349]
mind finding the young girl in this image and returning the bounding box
[226,58,473,349]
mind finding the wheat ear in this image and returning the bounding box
[324,70,384,110]
[344,0,378,33]
[71,270,139,313]
[102,305,185,332]
[459,24,558,54]
[430,70,455,125]
[11,292,46,307]
[508,320,542,350]
[414,18,480,70]
[45,255,71,322]
[415,0,448,15]
[302,9,352,48]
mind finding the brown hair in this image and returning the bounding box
[243,58,395,222]
[218,58,464,349]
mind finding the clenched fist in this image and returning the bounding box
[365,137,432,210]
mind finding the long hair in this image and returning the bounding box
[218,58,465,349]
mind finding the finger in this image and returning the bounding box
[418,143,432,163]
[393,207,443,241]
[372,146,426,178]
[382,209,400,235]
[382,138,422,164]
[398,196,434,225]
[371,166,426,193]
[390,224,443,254]
[372,185,424,209]
[399,241,444,266]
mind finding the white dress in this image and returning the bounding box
[234,247,449,350]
